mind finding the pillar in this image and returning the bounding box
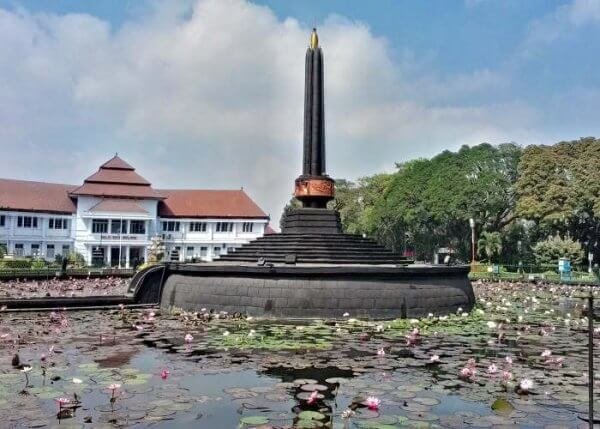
[107,245,112,267]
[125,245,130,268]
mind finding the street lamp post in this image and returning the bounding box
[469,218,476,264]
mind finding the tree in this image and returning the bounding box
[516,137,600,261]
[533,235,583,266]
[477,231,503,262]
[367,143,521,261]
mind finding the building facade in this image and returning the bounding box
[0,156,270,267]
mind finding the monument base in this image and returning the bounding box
[131,263,474,319]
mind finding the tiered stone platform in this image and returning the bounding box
[220,209,411,265]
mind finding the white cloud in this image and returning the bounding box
[521,0,600,55]
[0,0,548,225]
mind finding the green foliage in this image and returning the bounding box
[477,231,503,262]
[343,143,522,260]
[533,235,583,265]
[0,243,6,258]
[66,251,85,268]
[516,137,600,255]
[30,259,47,270]
[0,258,32,269]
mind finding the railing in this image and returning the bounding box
[469,262,597,284]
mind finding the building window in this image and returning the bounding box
[31,244,40,257]
[111,219,128,234]
[15,243,24,256]
[214,246,221,255]
[130,220,146,234]
[242,222,254,232]
[0,215,5,227]
[62,245,70,255]
[17,216,38,228]
[189,222,207,232]
[162,221,180,232]
[200,246,208,257]
[227,247,235,252]
[92,219,108,234]
[216,222,233,232]
[49,218,68,229]
[46,244,55,259]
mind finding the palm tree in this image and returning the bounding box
[478,231,503,263]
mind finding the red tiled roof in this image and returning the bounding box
[70,183,164,199]
[265,224,277,234]
[0,179,76,214]
[158,189,268,219]
[101,156,135,170]
[70,155,163,199]
[84,169,150,185]
[89,199,148,214]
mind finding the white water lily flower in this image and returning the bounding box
[342,312,350,317]
[461,312,468,317]
[409,319,419,324]
[72,377,83,384]
[223,331,230,336]
[376,324,384,332]
[246,316,253,321]
[21,366,32,373]
[475,309,485,315]
[428,313,434,318]
[486,321,497,329]
[519,378,533,391]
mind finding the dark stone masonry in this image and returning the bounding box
[158,265,473,318]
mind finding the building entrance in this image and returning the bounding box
[91,246,105,267]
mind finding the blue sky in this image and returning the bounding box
[0,0,599,221]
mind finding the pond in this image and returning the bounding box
[0,281,598,428]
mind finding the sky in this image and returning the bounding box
[0,0,599,226]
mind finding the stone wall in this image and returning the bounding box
[159,265,474,319]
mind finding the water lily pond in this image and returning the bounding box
[0,281,598,428]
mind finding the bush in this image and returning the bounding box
[0,259,32,269]
[66,252,86,268]
[0,244,6,258]
[533,236,583,265]
[30,259,47,270]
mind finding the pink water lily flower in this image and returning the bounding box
[160,368,170,380]
[519,378,533,392]
[501,370,512,382]
[541,349,552,358]
[459,366,476,381]
[365,396,380,410]
[184,333,193,343]
[377,347,385,357]
[307,390,318,405]
[487,363,498,375]
[55,397,70,411]
[429,355,440,363]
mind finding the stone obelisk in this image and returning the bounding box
[294,29,335,209]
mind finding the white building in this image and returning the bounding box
[0,156,271,267]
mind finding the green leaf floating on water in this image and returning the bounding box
[239,415,269,425]
[491,397,514,414]
[298,410,326,421]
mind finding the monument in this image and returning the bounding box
[130,29,475,318]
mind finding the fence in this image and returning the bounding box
[469,262,598,284]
